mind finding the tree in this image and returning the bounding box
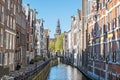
[49,41,55,52]
[55,33,64,52]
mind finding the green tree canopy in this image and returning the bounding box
[49,41,55,52]
[55,33,64,52]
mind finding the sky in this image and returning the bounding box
[23,0,82,38]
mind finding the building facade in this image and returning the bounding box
[87,0,120,80]
[0,0,17,71]
[15,0,27,69]
[63,31,68,57]
[71,15,81,66]
[35,19,44,56]
[24,4,37,64]
[43,29,49,57]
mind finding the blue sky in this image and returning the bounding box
[23,0,82,38]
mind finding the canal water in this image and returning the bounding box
[47,63,88,80]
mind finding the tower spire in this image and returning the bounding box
[56,19,61,34]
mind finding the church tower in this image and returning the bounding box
[54,19,61,38]
[56,19,61,34]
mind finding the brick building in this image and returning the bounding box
[87,0,120,79]
[0,0,16,72]
[15,0,26,68]
[24,4,37,64]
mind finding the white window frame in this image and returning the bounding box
[106,16,108,31]
[8,0,10,10]
[13,19,15,30]
[110,11,112,31]
[12,35,15,49]
[0,28,3,47]
[117,5,120,27]
[0,53,2,65]
[14,4,16,15]
[4,53,8,65]
[7,15,9,27]
[1,6,4,24]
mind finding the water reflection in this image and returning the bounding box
[47,64,88,80]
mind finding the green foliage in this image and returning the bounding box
[49,41,55,52]
[55,33,64,52]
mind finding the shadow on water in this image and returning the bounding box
[47,58,88,80]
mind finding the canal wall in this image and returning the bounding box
[32,61,50,80]
[32,58,58,80]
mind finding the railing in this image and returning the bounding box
[10,60,50,80]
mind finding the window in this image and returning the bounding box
[6,33,9,49]
[1,6,4,24]
[7,15,9,27]
[109,42,112,62]
[4,53,8,65]
[116,41,120,63]
[102,18,104,34]
[18,5,20,13]
[0,53,2,65]
[102,0,105,8]
[106,16,108,32]
[113,52,116,62]
[9,53,11,64]
[74,33,77,45]
[11,53,14,64]
[9,34,12,49]
[110,11,112,30]
[14,4,16,14]
[2,0,5,2]
[10,17,12,29]
[11,2,13,9]
[117,5,120,27]
[12,35,15,49]
[9,53,14,64]
[8,0,10,10]
[13,19,15,30]
[0,28,3,47]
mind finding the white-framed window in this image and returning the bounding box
[8,0,10,10]
[13,19,15,30]
[10,1,13,9]
[2,0,5,2]
[0,28,3,47]
[9,53,14,64]
[106,16,108,31]
[1,6,4,24]
[117,41,120,63]
[9,53,11,64]
[0,53,2,65]
[102,18,104,34]
[11,53,14,64]
[10,17,12,29]
[18,5,20,13]
[117,5,120,27]
[6,32,9,49]
[109,42,112,62]
[9,34,12,49]
[14,4,16,15]
[12,35,15,49]
[102,0,105,8]
[4,53,8,65]
[7,15,9,27]
[110,11,112,30]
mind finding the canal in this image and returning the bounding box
[47,63,88,80]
